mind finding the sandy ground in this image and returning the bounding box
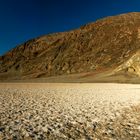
[0,83,140,140]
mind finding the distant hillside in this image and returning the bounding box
[1,12,140,82]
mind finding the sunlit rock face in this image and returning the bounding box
[1,12,140,80]
[115,51,140,76]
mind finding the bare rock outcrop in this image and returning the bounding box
[115,51,140,76]
[1,12,140,80]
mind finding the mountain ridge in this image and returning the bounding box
[1,12,140,82]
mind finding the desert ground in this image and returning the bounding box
[0,83,140,140]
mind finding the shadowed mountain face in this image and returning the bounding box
[1,12,140,81]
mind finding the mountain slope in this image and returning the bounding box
[1,12,140,82]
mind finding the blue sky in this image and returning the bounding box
[1,0,140,55]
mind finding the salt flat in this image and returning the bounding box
[0,83,140,139]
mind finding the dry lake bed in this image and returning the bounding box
[0,83,140,140]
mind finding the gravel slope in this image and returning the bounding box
[0,83,140,140]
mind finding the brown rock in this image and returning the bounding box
[1,12,140,81]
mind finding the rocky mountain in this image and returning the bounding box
[1,12,140,82]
